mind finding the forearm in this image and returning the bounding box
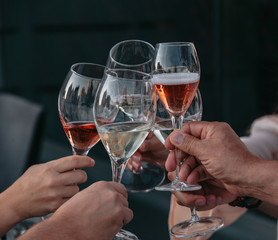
[17,217,77,240]
[0,193,22,237]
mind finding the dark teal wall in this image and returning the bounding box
[1,0,278,144]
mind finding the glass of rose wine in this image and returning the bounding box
[106,39,165,192]
[93,69,156,240]
[151,42,201,192]
[58,62,105,156]
[154,89,224,238]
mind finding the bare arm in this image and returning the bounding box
[0,155,94,237]
[17,181,133,240]
[165,121,278,206]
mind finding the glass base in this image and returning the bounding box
[170,216,224,238]
[121,161,165,193]
[155,177,201,191]
[113,229,139,240]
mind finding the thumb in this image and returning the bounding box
[169,131,202,156]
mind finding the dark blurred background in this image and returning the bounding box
[0,0,278,239]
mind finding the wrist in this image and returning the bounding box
[230,159,278,204]
[221,154,261,195]
[47,214,79,240]
[0,192,23,236]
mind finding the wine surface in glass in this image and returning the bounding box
[98,121,151,165]
[153,120,173,145]
[152,72,199,115]
[61,120,100,152]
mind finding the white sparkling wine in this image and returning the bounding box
[153,120,173,145]
[98,121,151,164]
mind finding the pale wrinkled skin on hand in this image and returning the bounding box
[3,155,94,220]
[165,121,261,209]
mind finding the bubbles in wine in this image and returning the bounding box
[151,72,199,85]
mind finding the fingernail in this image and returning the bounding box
[195,199,205,206]
[172,132,184,144]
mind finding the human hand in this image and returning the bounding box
[128,131,169,171]
[165,121,262,196]
[49,181,133,240]
[167,154,237,210]
[3,155,94,221]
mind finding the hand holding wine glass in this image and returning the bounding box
[151,42,224,238]
[156,88,224,237]
[151,42,201,192]
[94,69,156,240]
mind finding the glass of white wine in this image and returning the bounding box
[106,39,165,192]
[93,69,156,240]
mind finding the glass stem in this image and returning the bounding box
[72,149,89,171]
[171,115,184,180]
[190,207,200,222]
[72,148,89,156]
[112,160,127,183]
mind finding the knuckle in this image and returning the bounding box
[110,192,120,202]
[93,180,108,190]
[27,164,38,171]
[44,178,56,188]
[114,206,125,219]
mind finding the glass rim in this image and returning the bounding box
[155,42,195,47]
[105,68,151,81]
[109,39,155,67]
[71,62,107,80]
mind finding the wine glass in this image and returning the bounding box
[58,63,105,156]
[154,89,224,237]
[93,69,156,240]
[107,39,154,72]
[41,63,105,221]
[153,88,202,145]
[106,39,165,192]
[151,42,201,192]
